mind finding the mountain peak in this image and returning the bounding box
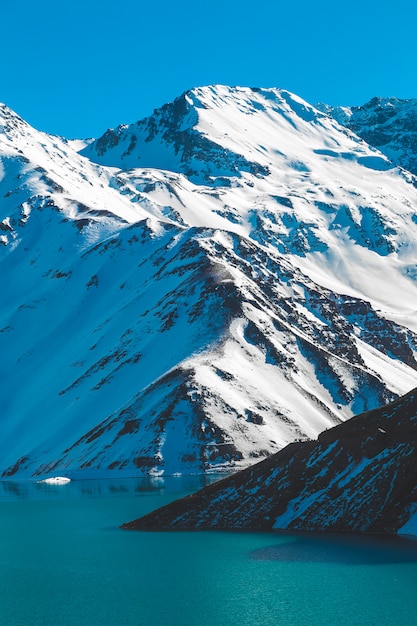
[0,103,31,146]
[80,84,333,185]
[360,95,408,110]
[0,102,22,120]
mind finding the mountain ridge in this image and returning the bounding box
[316,95,417,176]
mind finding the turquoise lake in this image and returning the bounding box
[1,476,417,626]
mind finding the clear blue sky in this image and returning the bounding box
[2,0,416,138]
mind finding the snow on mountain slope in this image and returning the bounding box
[316,96,417,177]
[0,103,154,246]
[83,87,417,302]
[2,87,417,478]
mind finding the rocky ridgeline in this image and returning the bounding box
[318,96,417,176]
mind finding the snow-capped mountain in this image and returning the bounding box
[122,387,417,535]
[2,86,417,479]
[317,96,417,176]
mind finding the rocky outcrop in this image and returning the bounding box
[122,389,417,534]
[81,88,270,184]
[318,97,417,176]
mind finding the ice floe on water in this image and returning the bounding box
[37,476,71,485]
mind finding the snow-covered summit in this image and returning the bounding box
[2,86,417,479]
[82,85,417,298]
[81,85,364,184]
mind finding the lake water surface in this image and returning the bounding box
[1,476,417,626]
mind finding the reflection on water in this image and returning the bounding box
[0,474,223,501]
[250,532,417,565]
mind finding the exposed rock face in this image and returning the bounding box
[317,97,417,176]
[80,88,270,184]
[122,388,417,534]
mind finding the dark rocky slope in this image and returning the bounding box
[122,388,417,534]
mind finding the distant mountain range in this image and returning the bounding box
[2,87,417,479]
